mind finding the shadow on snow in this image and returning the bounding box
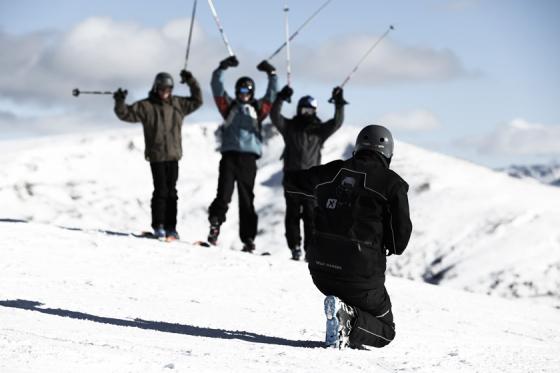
[0,299,324,349]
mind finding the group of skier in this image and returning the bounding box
[112,54,412,350]
[113,56,348,259]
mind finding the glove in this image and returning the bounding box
[180,69,193,84]
[330,86,348,105]
[278,85,294,102]
[113,88,128,102]
[219,55,239,70]
[256,60,276,75]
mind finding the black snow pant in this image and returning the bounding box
[313,278,396,348]
[208,151,258,243]
[150,161,179,231]
[284,191,314,252]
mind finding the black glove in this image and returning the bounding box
[256,60,276,75]
[330,86,348,105]
[278,85,293,102]
[113,88,128,102]
[180,69,193,84]
[219,55,239,70]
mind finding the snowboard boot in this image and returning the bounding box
[166,229,180,241]
[324,295,356,349]
[241,239,255,253]
[208,217,221,246]
[290,245,302,261]
[153,224,166,240]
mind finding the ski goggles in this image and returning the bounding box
[238,87,252,94]
[157,85,173,92]
[300,107,316,115]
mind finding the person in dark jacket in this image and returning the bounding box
[284,124,412,349]
[270,85,346,260]
[207,56,278,252]
[114,70,203,240]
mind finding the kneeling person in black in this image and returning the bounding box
[284,125,412,349]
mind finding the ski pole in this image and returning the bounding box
[184,0,198,70]
[337,25,395,89]
[284,2,292,91]
[267,0,333,61]
[207,0,235,57]
[72,88,114,97]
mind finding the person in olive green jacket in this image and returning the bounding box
[114,69,203,240]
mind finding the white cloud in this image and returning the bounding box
[376,110,442,131]
[0,17,227,106]
[290,33,474,86]
[464,118,560,156]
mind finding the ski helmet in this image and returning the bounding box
[297,95,318,116]
[235,76,255,100]
[152,72,174,92]
[354,125,394,159]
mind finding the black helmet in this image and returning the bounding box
[152,72,174,92]
[235,76,255,99]
[354,124,394,159]
[297,95,318,116]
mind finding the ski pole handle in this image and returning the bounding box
[72,88,114,97]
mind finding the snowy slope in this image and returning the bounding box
[1,123,560,307]
[1,221,559,373]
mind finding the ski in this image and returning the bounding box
[131,231,194,246]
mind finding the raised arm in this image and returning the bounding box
[211,56,238,119]
[177,70,203,116]
[255,60,278,122]
[320,87,347,141]
[113,89,145,123]
[270,85,294,135]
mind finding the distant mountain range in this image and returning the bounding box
[498,162,560,187]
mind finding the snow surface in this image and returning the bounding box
[1,122,560,371]
[1,123,559,306]
[1,222,560,373]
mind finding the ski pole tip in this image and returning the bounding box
[72,88,80,97]
[390,25,395,30]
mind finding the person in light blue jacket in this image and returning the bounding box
[207,56,278,252]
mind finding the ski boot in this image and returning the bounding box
[324,295,356,349]
[166,229,180,242]
[154,224,166,240]
[208,217,221,246]
[290,245,302,261]
[241,239,255,254]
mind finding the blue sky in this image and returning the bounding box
[1,0,559,167]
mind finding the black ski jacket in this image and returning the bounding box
[270,98,344,172]
[284,151,412,289]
